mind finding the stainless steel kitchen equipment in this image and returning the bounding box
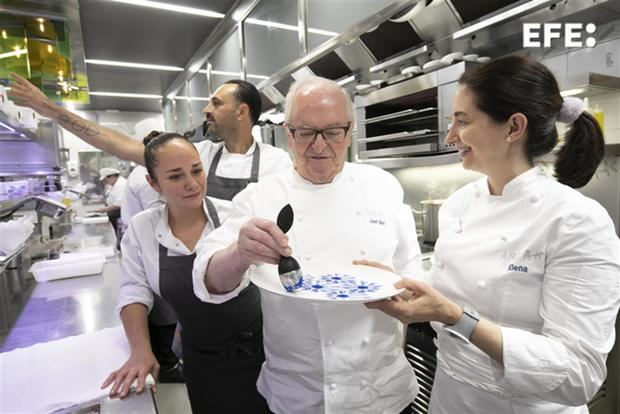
[414,199,444,244]
[354,61,473,163]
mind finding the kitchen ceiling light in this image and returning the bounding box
[175,96,210,101]
[106,0,334,36]
[452,0,554,39]
[560,88,586,97]
[199,69,269,80]
[89,91,163,99]
[85,59,183,72]
[245,18,337,37]
[106,0,224,18]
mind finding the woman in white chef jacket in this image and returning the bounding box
[101,133,269,413]
[368,55,620,413]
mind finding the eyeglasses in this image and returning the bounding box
[288,122,351,144]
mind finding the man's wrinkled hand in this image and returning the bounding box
[236,218,292,266]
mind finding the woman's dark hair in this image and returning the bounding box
[142,131,193,179]
[459,55,605,188]
[224,79,261,126]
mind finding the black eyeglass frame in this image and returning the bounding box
[287,122,352,143]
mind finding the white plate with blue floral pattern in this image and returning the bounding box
[250,262,403,302]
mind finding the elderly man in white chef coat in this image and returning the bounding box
[192,77,422,413]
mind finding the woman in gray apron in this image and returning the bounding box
[102,133,268,413]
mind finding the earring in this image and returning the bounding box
[506,136,512,143]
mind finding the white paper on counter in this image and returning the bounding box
[0,325,155,413]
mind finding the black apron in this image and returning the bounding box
[206,143,260,201]
[158,197,268,413]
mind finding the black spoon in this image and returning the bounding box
[276,204,303,292]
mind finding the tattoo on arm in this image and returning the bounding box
[58,113,103,139]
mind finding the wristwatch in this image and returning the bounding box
[444,305,480,343]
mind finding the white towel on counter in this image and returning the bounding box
[0,325,155,413]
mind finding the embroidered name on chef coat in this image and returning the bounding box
[367,209,386,225]
[507,263,529,273]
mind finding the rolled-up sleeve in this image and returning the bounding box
[116,221,154,315]
[492,207,620,405]
[192,186,258,303]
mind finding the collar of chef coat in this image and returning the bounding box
[154,199,215,255]
[291,163,351,193]
[477,165,548,201]
[220,139,256,155]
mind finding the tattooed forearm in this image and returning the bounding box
[58,113,103,139]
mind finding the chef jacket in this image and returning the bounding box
[430,166,620,413]
[116,198,230,315]
[193,163,423,414]
[120,165,163,226]
[195,140,292,202]
[104,175,127,207]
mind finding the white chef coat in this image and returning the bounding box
[116,198,230,315]
[193,163,423,414]
[195,140,292,201]
[104,175,127,207]
[120,165,163,226]
[429,166,620,413]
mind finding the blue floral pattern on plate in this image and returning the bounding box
[300,273,382,300]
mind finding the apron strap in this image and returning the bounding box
[204,197,221,229]
[249,143,260,182]
[207,145,224,177]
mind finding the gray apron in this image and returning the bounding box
[206,143,260,201]
[158,197,268,413]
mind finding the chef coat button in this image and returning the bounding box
[361,337,370,346]
[474,191,481,198]
[360,380,369,387]
[297,215,304,222]
[501,236,507,242]
[305,254,312,261]
[436,261,444,269]
[530,196,539,203]
[327,339,334,346]
[356,210,362,215]
[360,249,366,256]
[329,383,337,391]
[157,234,162,238]
[477,280,486,289]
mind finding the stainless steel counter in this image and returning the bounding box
[0,257,157,413]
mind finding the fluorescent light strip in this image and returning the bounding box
[453,0,553,39]
[0,49,27,59]
[245,18,337,37]
[560,88,586,97]
[107,0,224,18]
[86,59,183,72]
[175,96,210,101]
[106,0,335,36]
[89,91,163,99]
[199,69,269,80]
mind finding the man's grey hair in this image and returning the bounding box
[284,76,355,125]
